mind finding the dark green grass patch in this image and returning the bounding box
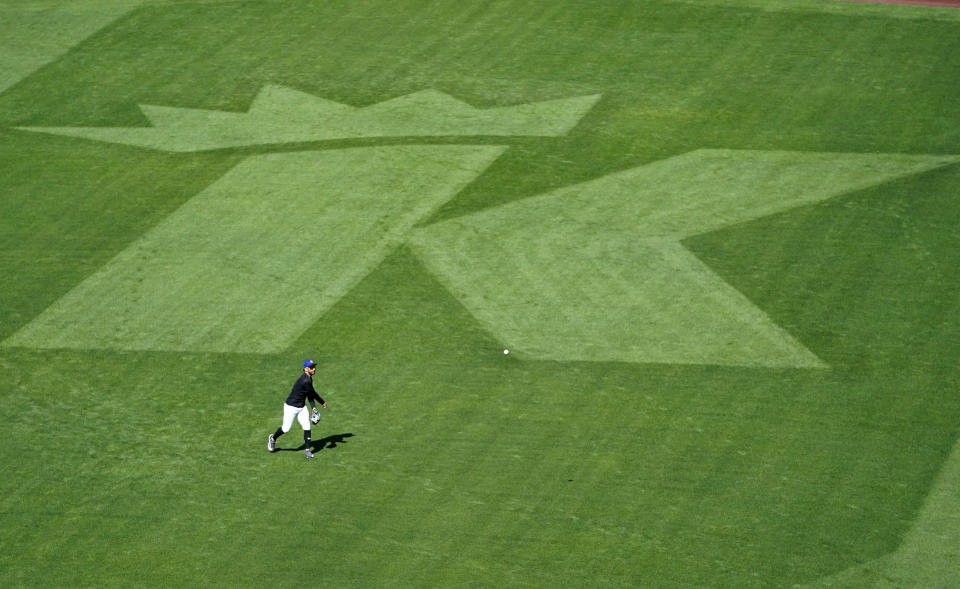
[2,1,960,587]
[689,162,960,375]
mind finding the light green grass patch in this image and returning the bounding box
[17,86,601,151]
[410,149,958,366]
[669,0,960,22]
[3,145,504,353]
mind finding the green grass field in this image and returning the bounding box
[2,0,960,587]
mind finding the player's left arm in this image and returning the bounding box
[309,388,326,409]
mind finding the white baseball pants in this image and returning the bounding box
[281,403,311,433]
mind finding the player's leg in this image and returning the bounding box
[283,403,300,433]
[268,403,300,452]
[297,406,314,458]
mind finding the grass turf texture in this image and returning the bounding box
[2,0,960,587]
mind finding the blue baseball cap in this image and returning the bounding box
[303,359,317,368]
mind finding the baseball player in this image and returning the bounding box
[268,359,327,458]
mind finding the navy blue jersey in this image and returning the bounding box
[285,373,324,408]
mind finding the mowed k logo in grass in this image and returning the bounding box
[6,86,957,366]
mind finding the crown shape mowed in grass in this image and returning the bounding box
[17,86,601,152]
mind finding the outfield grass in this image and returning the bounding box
[2,1,959,587]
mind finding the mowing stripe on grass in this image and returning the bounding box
[3,145,505,353]
[17,87,601,152]
[797,435,960,588]
[410,149,958,366]
[0,1,144,94]
[874,434,960,588]
[668,0,960,20]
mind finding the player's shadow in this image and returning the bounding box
[278,432,355,453]
[311,432,354,452]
